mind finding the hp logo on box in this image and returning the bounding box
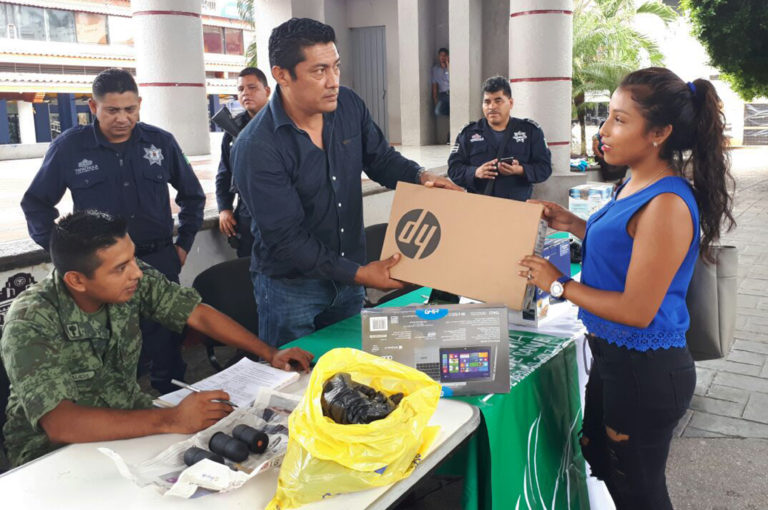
[395,209,441,259]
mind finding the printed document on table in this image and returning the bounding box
[155,357,299,408]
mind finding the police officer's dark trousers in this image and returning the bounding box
[234,201,255,259]
[137,243,186,392]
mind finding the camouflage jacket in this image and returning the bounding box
[0,261,201,467]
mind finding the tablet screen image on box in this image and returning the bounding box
[361,303,510,396]
[440,347,491,382]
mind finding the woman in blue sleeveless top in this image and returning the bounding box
[520,67,735,509]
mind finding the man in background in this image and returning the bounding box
[448,76,552,201]
[216,67,271,257]
[431,47,450,117]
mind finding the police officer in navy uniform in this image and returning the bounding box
[216,67,271,258]
[448,76,552,201]
[20,68,205,393]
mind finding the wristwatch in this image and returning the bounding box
[550,275,572,299]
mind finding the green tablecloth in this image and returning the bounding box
[284,290,589,509]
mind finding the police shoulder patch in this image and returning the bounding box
[522,118,543,130]
[137,122,162,136]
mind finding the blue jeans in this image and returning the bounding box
[434,92,450,116]
[252,273,365,347]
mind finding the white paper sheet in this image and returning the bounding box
[155,358,299,408]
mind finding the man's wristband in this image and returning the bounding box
[415,167,427,183]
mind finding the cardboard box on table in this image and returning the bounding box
[568,182,614,220]
[509,236,571,327]
[381,182,547,311]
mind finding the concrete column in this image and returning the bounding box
[292,0,324,20]
[208,94,221,132]
[32,103,51,143]
[398,0,434,146]
[449,0,482,141]
[253,0,307,89]
[0,99,9,144]
[252,1,349,89]
[481,0,509,80]
[18,101,37,144]
[509,1,582,203]
[57,93,78,132]
[323,0,349,87]
[132,0,210,155]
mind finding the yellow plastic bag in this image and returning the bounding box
[267,348,441,509]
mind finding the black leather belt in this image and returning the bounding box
[134,237,173,257]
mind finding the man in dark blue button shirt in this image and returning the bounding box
[232,18,461,347]
[216,67,271,258]
[20,69,205,392]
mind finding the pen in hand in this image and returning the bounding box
[170,379,239,408]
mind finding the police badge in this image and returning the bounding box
[143,145,164,166]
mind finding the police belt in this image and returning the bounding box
[134,237,173,257]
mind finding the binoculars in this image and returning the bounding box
[183,425,270,466]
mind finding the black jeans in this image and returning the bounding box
[581,334,696,510]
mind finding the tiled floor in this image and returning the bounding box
[666,147,768,510]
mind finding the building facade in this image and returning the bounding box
[0,0,251,146]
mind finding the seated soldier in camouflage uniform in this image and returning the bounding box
[0,211,313,467]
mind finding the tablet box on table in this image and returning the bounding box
[361,303,510,396]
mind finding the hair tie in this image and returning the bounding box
[687,81,697,97]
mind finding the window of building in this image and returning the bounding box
[203,25,224,53]
[75,11,107,44]
[6,100,20,144]
[203,25,244,55]
[0,4,12,38]
[16,5,45,40]
[107,15,132,46]
[225,28,243,55]
[744,104,768,146]
[46,9,76,42]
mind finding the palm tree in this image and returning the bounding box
[572,0,677,155]
[237,0,258,67]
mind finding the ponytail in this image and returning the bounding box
[688,78,735,262]
[619,68,735,263]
